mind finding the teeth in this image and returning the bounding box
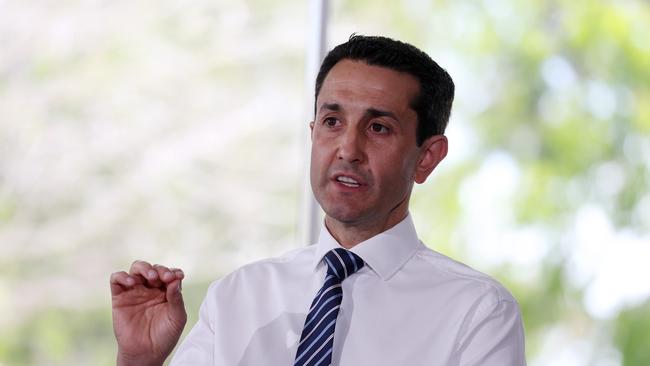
[336,176,360,187]
[337,176,358,184]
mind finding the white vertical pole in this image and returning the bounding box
[300,0,329,245]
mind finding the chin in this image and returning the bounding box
[323,206,367,225]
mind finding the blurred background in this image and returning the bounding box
[1,0,649,365]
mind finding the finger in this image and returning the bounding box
[110,271,136,296]
[129,260,163,287]
[170,268,185,281]
[156,266,184,283]
[165,279,187,324]
[153,264,176,284]
[129,259,154,278]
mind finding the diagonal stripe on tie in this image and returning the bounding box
[294,248,364,366]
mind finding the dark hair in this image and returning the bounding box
[315,35,455,146]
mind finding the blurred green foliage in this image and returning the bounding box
[615,300,650,366]
[0,308,114,365]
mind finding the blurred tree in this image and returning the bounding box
[615,300,650,366]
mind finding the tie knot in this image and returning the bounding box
[323,248,365,281]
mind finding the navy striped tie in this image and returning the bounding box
[294,248,364,366]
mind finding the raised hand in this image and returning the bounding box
[110,260,187,366]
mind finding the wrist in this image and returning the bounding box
[117,351,165,366]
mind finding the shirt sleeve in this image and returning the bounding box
[455,297,527,366]
[170,283,217,366]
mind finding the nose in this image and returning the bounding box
[337,127,365,163]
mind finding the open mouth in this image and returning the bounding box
[336,176,361,188]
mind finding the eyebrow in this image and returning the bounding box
[319,103,341,113]
[365,107,398,121]
[319,103,399,121]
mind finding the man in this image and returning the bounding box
[111,35,526,365]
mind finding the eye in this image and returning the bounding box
[323,117,340,127]
[369,122,390,134]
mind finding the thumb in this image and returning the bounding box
[166,279,187,320]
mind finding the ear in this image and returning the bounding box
[309,121,315,140]
[414,135,448,184]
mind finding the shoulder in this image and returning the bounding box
[413,244,518,311]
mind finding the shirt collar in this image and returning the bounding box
[311,214,421,281]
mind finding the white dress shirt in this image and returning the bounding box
[171,214,526,365]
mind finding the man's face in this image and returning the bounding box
[310,59,438,231]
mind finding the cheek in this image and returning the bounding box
[309,149,319,179]
[310,145,329,181]
[377,153,418,186]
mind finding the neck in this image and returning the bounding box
[324,211,409,249]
